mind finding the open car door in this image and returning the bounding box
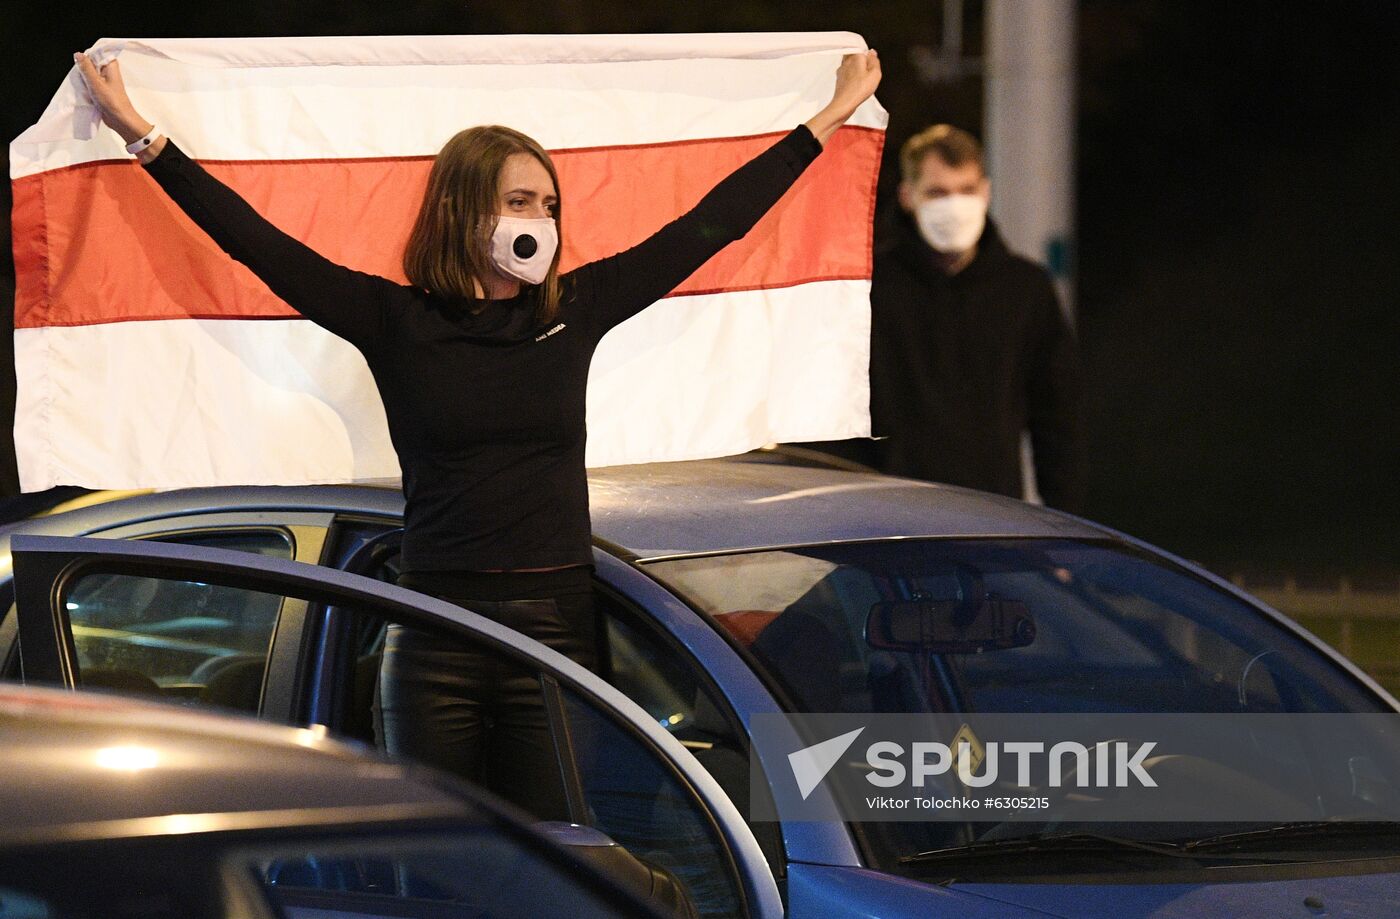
[10,533,782,919]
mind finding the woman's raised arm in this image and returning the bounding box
[74,52,398,353]
[568,50,881,337]
[804,49,882,147]
[74,53,167,163]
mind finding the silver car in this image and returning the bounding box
[3,455,1399,918]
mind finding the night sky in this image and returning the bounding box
[4,1,1397,575]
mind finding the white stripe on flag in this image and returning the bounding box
[15,282,870,491]
[587,281,872,467]
[12,35,884,176]
[14,319,394,490]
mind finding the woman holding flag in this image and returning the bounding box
[74,47,881,819]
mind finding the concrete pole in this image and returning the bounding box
[984,0,1077,504]
[984,0,1078,318]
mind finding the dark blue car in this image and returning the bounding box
[3,454,1399,918]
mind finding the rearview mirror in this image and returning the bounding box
[865,597,1037,655]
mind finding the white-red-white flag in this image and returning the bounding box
[11,34,885,490]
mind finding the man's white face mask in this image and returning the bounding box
[915,194,987,254]
[490,215,558,286]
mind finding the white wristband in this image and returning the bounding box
[125,126,160,156]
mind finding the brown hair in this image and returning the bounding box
[899,124,984,184]
[404,125,563,324]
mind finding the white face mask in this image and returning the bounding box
[490,215,558,286]
[915,194,987,254]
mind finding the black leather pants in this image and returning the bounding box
[376,569,597,821]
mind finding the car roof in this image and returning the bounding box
[1,457,1109,561]
[0,684,467,846]
[587,457,1108,559]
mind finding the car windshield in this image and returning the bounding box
[647,539,1400,876]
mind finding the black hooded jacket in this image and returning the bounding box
[870,211,1086,512]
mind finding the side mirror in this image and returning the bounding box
[865,597,1036,655]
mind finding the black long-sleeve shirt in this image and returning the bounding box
[143,127,822,571]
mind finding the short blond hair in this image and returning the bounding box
[900,124,984,183]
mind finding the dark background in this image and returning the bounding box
[4,1,1397,576]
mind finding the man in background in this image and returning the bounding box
[870,124,1086,512]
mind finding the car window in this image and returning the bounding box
[0,824,648,919]
[596,589,784,874]
[60,531,292,711]
[599,593,743,769]
[0,887,55,918]
[150,530,293,559]
[648,539,1382,716]
[1,530,293,686]
[63,573,282,711]
[562,684,747,919]
[251,828,636,919]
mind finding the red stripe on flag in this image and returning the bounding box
[13,127,881,330]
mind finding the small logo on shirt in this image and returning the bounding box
[535,322,567,342]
